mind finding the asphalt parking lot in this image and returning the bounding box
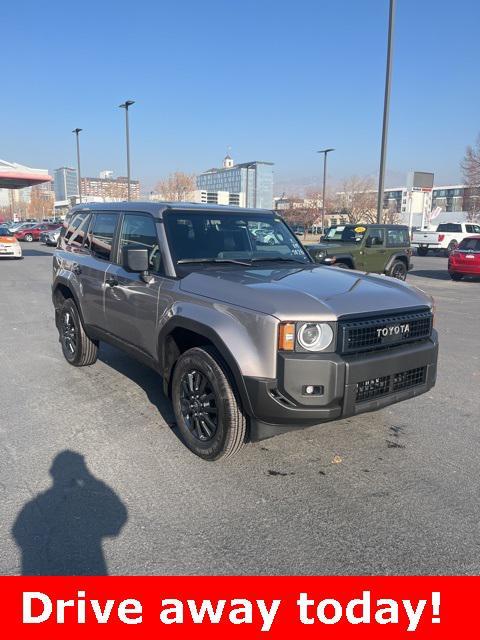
[1,245,479,576]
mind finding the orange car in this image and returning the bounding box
[0,225,22,259]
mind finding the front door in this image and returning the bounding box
[360,228,386,272]
[104,212,163,358]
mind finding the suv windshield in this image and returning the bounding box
[324,225,366,243]
[164,211,311,266]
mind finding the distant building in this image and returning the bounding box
[196,155,274,209]
[81,176,140,200]
[54,167,78,201]
[99,170,114,180]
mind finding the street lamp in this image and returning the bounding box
[72,128,83,203]
[119,100,135,200]
[317,148,334,233]
[376,0,396,223]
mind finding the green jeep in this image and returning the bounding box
[307,224,412,280]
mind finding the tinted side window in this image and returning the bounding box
[366,229,384,245]
[86,213,118,261]
[387,228,409,247]
[437,223,462,233]
[119,214,162,273]
[68,213,90,248]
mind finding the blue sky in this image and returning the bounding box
[2,0,479,192]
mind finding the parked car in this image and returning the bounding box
[9,221,37,234]
[412,222,480,256]
[52,203,438,461]
[307,224,412,280]
[15,222,60,242]
[448,236,480,280]
[40,226,62,246]
[0,226,22,259]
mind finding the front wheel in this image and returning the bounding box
[388,259,407,281]
[24,233,34,242]
[59,298,98,366]
[171,346,247,461]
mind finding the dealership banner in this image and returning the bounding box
[0,576,477,637]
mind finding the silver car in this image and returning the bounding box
[52,203,438,461]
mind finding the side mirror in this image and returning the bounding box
[123,246,153,283]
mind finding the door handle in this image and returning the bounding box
[72,263,82,275]
[106,276,118,287]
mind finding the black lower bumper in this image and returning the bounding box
[244,331,438,441]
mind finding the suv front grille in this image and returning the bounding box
[339,310,432,355]
[356,366,427,403]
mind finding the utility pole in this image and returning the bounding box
[317,148,334,233]
[72,128,83,203]
[119,100,135,200]
[376,0,396,223]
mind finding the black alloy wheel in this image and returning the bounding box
[390,260,407,280]
[61,308,77,359]
[180,370,218,441]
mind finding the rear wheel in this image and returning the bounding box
[417,247,428,256]
[59,298,98,366]
[388,259,407,281]
[171,346,247,461]
[446,240,458,257]
[450,272,463,281]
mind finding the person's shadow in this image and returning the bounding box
[12,450,127,575]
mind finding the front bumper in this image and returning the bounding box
[244,331,438,440]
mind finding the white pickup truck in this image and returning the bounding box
[412,222,480,256]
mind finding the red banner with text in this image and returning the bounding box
[0,576,477,638]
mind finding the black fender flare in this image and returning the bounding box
[384,252,409,273]
[326,253,355,268]
[158,316,255,416]
[52,277,86,328]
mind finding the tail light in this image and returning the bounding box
[438,234,445,242]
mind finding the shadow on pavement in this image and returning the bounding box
[21,248,54,257]
[98,343,175,425]
[11,450,127,575]
[409,269,452,281]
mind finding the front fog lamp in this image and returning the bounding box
[297,322,333,351]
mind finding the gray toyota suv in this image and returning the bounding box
[52,202,438,461]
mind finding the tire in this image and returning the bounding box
[59,298,98,366]
[24,233,33,242]
[417,247,428,256]
[171,345,247,461]
[450,272,463,281]
[388,259,407,281]
[446,240,458,257]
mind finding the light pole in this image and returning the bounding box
[376,0,396,223]
[317,148,334,233]
[119,100,135,200]
[72,128,83,203]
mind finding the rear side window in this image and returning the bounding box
[118,213,162,273]
[386,228,410,247]
[465,224,480,233]
[67,213,90,248]
[85,213,118,261]
[459,238,480,251]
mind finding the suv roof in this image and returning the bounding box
[69,201,275,221]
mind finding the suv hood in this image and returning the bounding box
[179,265,430,321]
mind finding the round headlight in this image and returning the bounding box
[297,322,334,351]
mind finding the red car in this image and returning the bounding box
[15,223,60,242]
[448,235,480,280]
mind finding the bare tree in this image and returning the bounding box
[461,135,480,220]
[154,172,196,201]
[334,176,377,224]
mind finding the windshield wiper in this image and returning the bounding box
[177,258,252,266]
[249,256,307,264]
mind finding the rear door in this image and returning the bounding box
[80,212,120,331]
[104,212,162,357]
